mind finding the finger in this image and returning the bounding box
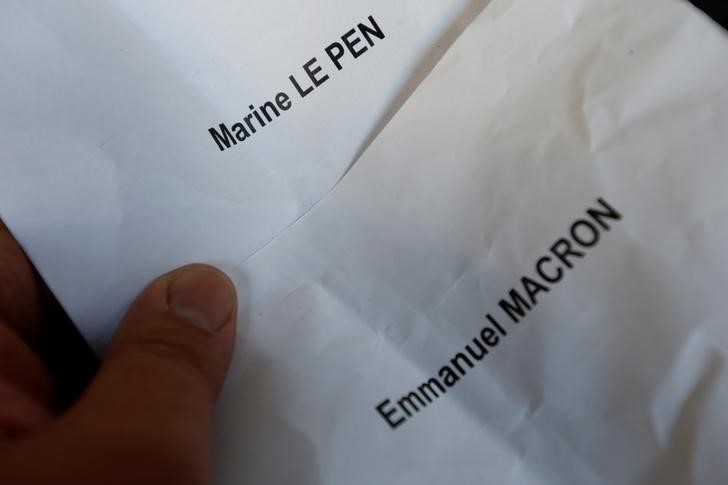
[0,379,53,441]
[0,220,45,340]
[1,264,238,484]
[99,262,237,407]
[0,220,98,412]
[0,323,53,407]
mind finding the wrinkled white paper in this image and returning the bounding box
[4,0,728,483]
[0,0,487,348]
[211,1,728,482]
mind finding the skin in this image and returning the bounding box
[0,220,237,485]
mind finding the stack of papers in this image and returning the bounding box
[2,0,728,483]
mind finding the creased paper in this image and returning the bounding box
[0,0,487,348]
[3,0,728,483]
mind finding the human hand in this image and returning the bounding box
[0,220,237,484]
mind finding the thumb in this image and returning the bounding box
[23,264,237,484]
[100,262,237,407]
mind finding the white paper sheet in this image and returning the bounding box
[3,0,728,483]
[0,0,487,348]
[214,0,728,482]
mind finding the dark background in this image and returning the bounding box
[47,0,728,410]
[692,0,728,27]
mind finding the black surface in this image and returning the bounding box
[692,0,728,28]
[37,288,99,411]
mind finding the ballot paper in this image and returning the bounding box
[3,0,728,483]
[220,1,728,483]
[0,0,487,348]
